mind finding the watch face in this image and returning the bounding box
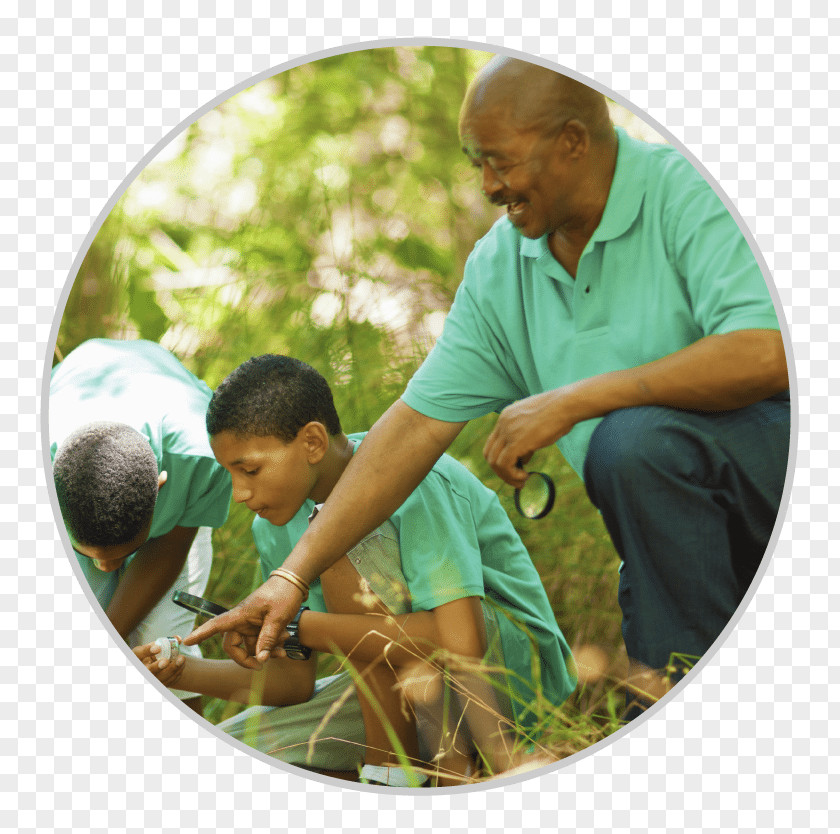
[284,645,311,661]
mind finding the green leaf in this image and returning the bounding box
[392,235,453,277]
[128,288,170,342]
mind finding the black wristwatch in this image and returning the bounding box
[283,605,312,660]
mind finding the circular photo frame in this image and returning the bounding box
[43,41,796,795]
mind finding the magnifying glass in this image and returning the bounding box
[172,590,229,618]
[514,470,556,519]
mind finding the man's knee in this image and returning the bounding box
[584,406,705,494]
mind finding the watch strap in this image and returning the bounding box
[283,605,311,660]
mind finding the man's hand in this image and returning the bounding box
[182,576,304,669]
[483,389,576,486]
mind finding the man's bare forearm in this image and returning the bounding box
[563,329,789,419]
[283,400,465,585]
[485,329,789,484]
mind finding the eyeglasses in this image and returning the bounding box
[464,124,566,185]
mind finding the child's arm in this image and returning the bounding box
[297,608,440,664]
[134,641,317,706]
[297,598,488,666]
[132,598,474,707]
[107,526,199,639]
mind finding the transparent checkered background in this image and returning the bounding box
[3,4,836,833]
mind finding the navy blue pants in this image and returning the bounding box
[583,394,790,678]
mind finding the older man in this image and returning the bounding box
[187,57,789,709]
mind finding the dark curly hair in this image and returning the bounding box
[53,421,159,547]
[206,355,342,442]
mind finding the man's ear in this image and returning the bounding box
[158,471,168,489]
[300,422,329,465]
[558,118,589,159]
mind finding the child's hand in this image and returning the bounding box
[133,639,186,688]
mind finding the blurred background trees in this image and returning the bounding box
[55,46,666,724]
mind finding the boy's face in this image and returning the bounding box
[72,524,151,572]
[210,430,317,527]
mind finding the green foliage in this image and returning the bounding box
[391,235,454,277]
[56,46,627,773]
[127,283,170,342]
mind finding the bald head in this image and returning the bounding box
[460,57,613,144]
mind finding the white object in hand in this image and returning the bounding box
[153,637,180,661]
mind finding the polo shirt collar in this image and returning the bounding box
[520,126,647,262]
[519,235,546,259]
[590,126,647,243]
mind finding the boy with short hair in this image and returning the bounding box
[50,339,233,712]
[147,354,575,785]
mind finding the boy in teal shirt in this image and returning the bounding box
[162,354,575,785]
[50,339,232,710]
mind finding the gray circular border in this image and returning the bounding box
[39,35,799,797]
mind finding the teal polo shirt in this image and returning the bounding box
[252,433,576,715]
[403,127,781,478]
[50,339,233,606]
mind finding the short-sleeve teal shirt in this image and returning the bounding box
[402,127,782,478]
[251,433,575,716]
[50,339,232,605]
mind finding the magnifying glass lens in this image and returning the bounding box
[514,471,556,519]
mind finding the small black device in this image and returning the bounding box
[172,591,312,661]
[172,590,229,618]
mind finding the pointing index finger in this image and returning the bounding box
[182,609,238,646]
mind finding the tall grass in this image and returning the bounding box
[193,448,648,784]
